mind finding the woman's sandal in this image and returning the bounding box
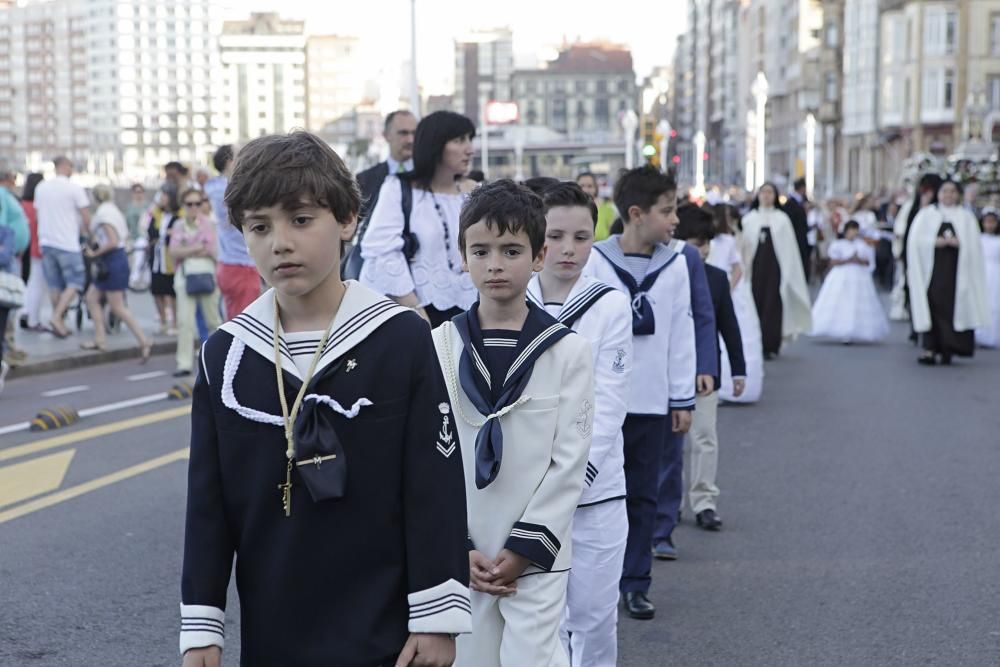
[139,341,153,364]
[49,320,71,339]
[80,340,108,352]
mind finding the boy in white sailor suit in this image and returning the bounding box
[526,181,632,667]
[179,132,470,667]
[432,180,595,667]
[582,166,696,621]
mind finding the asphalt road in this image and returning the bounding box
[1,325,998,667]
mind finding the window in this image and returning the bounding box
[825,73,837,101]
[991,13,1000,55]
[825,20,839,47]
[989,75,1000,109]
[944,68,954,108]
[925,8,957,55]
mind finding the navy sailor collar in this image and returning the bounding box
[451,300,572,488]
[220,280,410,383]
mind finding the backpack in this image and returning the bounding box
[342,177,415,281]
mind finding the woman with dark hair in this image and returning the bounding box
[907,179,989,364]
[19,173,48,331]
[738,182,811,358]
[360,110,478,326]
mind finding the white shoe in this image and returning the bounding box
[0,360,9,395]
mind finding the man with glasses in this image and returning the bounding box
[356,110,417,223]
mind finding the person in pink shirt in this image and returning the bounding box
[169,189,222,377]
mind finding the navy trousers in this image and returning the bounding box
[653,412,686,543]
[619,413,670,594]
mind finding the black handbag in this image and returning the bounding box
[341,177,415,280]
[184,257,216,295]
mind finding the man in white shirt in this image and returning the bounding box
[35,156,91,338]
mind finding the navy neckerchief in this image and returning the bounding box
[593,237,679,336]
[527,277,617,329]
[451,301,571,489]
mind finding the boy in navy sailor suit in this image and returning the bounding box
[525,182,632,667]
[432,180,595,667]
[653,198,718,560]
[582,166,696,621]
[179,132,470,667]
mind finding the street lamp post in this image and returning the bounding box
[657,119,672,174]
[409,0,419,115]
[805,113,816,199]
[752,72,769,189]
[694,130,706,196]
[622,109,639,169]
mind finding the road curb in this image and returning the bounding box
[6,340,176,380]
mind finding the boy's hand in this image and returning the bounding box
[492,549,530,587]
[395,633,456,667]
[470,550,516,596]
[181,646,221,667]
[732,378,746,398]
[696,374,714,396]
[672,409,692,433]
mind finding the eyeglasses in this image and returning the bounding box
[184,200,204,207]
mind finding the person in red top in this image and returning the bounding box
[19,173,47,331]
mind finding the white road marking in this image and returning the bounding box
[0,392,174,437]
[0,422,33,437]
[77,393,171,419]
[127,371,167,381]
[41,385,90,398]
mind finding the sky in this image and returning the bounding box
[224,0,686,96]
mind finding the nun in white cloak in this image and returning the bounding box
[739,183,812,359]
[907,179,990,365]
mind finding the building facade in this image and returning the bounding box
[306,35,368,132]
[510,43,638,142]
[1,0,217,176]
[216,12,306,144]
[453,28,514,125]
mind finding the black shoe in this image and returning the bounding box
[940,353,953,365]
[917,353,937,366]
[696,509,723,531]
[623,591,656,620]
[173,369,193,377]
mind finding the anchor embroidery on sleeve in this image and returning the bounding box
[436,402,456,458]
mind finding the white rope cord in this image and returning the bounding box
[303,395,373,419]
[222,338,373,425]
[440,324,532,429]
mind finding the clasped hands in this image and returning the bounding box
[469,549,530,597]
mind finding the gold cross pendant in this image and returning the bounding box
[279,460,292,517]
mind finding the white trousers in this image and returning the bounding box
[24,257,48,327]
[560,499,627,667]
[457,571,570,667]
[685,391,720,514]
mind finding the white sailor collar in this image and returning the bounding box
[527,274,616,321]
[220,280,410,382]
[594,236,679,279]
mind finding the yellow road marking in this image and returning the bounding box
[0,448,189,525]
[0,405,191,463]
[0,450,76,508]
